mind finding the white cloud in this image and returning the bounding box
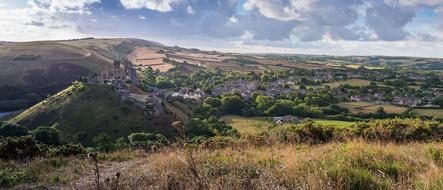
[138,15,146,19]
[27,0,100,14]
[120,0,180,12]
[386,0,443,7]
[186,5,194,14]
[243,0,305,21]
[227,16,238,25]
[0,0,100,41]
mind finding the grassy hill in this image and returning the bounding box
[0,38,163,111]
[11,82,175,145]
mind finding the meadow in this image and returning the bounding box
[337,102,408,114]
[412,108,443,119]
[221,115,356,133]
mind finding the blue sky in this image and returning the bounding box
[0,0,443,57]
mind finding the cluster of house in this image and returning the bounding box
[168,88,207,102]
[212,80,258,100]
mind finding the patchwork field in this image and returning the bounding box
[337,102,408,114]
[412,108,443,119]
[127,47,174,72]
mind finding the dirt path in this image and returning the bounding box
[52,158,149,190]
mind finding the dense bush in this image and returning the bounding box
[352,118,440,142]
[48,144,86,157]
[0,122,29,137]
[185,117,239,139]
[128,132,168,148]
[32,126,61,146]
[93,133,115,152]
[244,118,441,145]
[0,136,41,160]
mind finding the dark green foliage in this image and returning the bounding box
[434,97,443,108]
[0,136,41,160]
[48,144,86,157]
[0,167,36,188]
[93,133,115,152]
[352,118,438,142]
[128,132,168,148]
[221,95,245,115]
[185,117,239,139]
[266,100,294,116]
[0,122,28,137]
[32,126,61,145]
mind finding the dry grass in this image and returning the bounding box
[19,141,437,190]
[4,140,443,189]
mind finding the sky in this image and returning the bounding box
[0,0,443,57]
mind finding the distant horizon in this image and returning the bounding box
[1,0,443,58]
[3,36,443,59]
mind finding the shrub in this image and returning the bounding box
[93,133,115,152]
[32,126,61,146]
[0,122,28,137]
[0,136,41,160]
[0,167,36,187]
[49,144,86,157]
[128,132,168,149]
[351,118,439,142]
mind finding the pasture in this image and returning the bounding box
[221,115,356,134]
[220,115,270,134]
[337,102,408,114]
[412,108,443,119]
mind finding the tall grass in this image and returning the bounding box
[76,141,443,190]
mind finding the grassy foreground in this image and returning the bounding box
[3,141,443,189]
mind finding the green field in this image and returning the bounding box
[221,115,356,133]
[220,115,270,134]
[412,108,443,119]
[312,119,355,128]
[337,102,407,114]
[325,79,378,88]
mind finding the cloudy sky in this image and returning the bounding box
[1,0,443,57]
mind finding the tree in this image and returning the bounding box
[434,97,443,108]
[255,95,273,111]
[185,118,214,138]
[203,97,221,108]
[374,107,387,118]
[93,133,114,152]
[0,122,28,137]
[155,76,173,89]
[32,126,61,145]
[266,100,294,116]
[221,95,245,115]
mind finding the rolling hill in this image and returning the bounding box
[10,82,176,145]
[0,38,163,111]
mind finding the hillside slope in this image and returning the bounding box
[11,82,175,145]
[0,38,163,111]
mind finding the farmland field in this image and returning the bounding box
[221,115,356,133]
[337,102,408,114]
[127,47,174,72]
[220,115,270,134]
[312,119,355,128]
[325,79,375,88]
[412,108,443,119]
